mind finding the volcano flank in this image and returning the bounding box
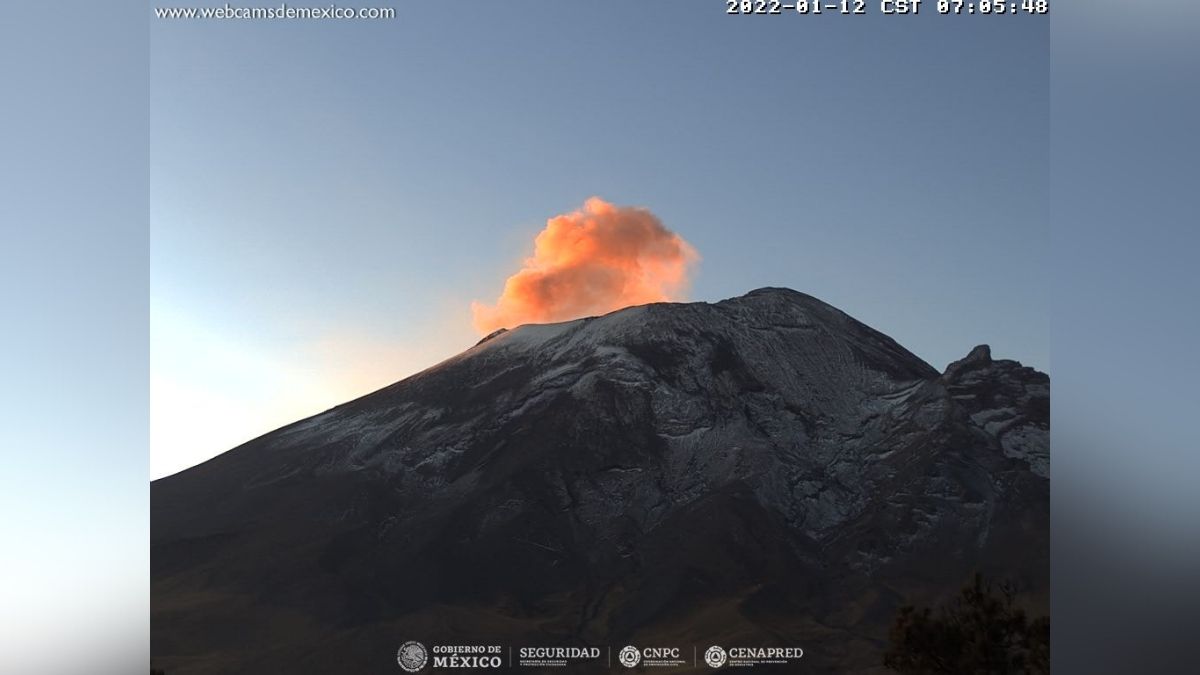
[152,288,1048,674]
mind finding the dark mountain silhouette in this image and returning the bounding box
[152,288,1048,674]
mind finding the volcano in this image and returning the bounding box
[151,288,1048,674]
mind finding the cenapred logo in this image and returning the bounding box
[618,645,641,668]
[704,646,804,668]
[397,641,428,672]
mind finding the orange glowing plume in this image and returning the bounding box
[472,197,699,333]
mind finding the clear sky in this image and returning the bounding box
[151,4,1048,479]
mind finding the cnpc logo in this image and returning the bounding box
[618,646,641,668]
[620,645,684,668]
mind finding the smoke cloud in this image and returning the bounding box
[472,197,699,333]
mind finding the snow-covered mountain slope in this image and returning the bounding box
[152,288,1048,675]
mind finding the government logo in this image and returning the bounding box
[618,645,641,668]
[397,641,428,672]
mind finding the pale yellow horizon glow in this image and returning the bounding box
[150,302,466,480]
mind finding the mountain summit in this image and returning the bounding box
[152,288,1048,674]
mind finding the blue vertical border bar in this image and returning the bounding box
[1051,1,1200,674]
[0,2,148,674]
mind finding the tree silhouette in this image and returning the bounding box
[883,574,1049,675]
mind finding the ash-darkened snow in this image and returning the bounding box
[152,288,1048,674]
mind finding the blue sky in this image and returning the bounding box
[151,4,1047,478]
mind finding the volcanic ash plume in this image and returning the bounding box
[472,197,699,333]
